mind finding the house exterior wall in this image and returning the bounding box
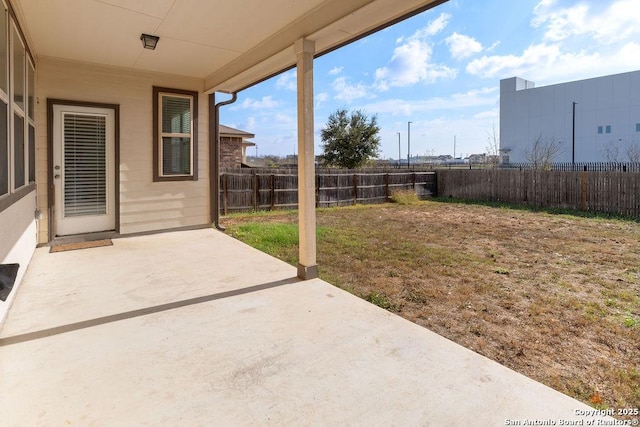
[36,58,210,243]
[220,136,243,167]
[0,190,37,325]
[500,70,640,164]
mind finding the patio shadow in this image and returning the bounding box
[0,276,299,346]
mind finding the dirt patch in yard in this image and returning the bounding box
[223,202,640,412]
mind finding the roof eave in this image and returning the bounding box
[206,0,448,93]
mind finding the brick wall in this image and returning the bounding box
[220,136,243,167]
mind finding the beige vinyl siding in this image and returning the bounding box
[0,190,36,326]
[36,58,210,242]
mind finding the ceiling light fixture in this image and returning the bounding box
[140,33,160,50]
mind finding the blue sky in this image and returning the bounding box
[220,0,640,160]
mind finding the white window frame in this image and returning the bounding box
[9,18,27,192]
[153,86,198,182]
[159,92,192,177]
[0,0,8,199]
[27,56,34,183]
[0,0,36,212]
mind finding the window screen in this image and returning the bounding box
[13,113,24,188]
[160,94,192,176]
[12,26,24,111]
[28,123,34,183]
[153,87,198,181]
[0,101,7,196]
[0,6,6,95]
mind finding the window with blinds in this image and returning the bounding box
[153,87,198,181]
[161,95,191,175]
[0,6,35,209]
[63,113,107,217]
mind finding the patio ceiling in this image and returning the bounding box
[13,0,446,93]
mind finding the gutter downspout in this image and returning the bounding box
[209,92,237,231]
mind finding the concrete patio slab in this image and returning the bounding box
[0,229,610,426]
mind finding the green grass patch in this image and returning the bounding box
[229,222,327,265]
[365,292,399,311]
[623,316,638,328]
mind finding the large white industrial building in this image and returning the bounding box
[500,70,640,164]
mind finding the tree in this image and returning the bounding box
[625,141,640,162]
[524,135,563,169]
[319,108,381,168]
[604,140,622,162]
[604,139,640,162]
[485,122,500,168]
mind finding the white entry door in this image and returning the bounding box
[53,104,116,236]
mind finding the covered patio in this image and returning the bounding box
[0,229,601,425]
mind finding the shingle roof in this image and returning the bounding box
[220,125,255,138]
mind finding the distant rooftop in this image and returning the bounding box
[220,125,255,139]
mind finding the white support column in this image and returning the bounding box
[295,38,317,280]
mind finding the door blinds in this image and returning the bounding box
[63,113,107,217]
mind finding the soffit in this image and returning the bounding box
[12,0,446,93]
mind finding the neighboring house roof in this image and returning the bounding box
[13,0,446,93]
[219,125,255,139]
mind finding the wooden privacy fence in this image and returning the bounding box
[437,169,640,216]
[220,168,436,214]
[504,162,640,172]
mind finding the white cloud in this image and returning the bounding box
[374,16,457,90]
[329,66,343,75]
[240,96,280,109]
[531,1,589,42]
[274,113,294,124]
[360,86,498,116]
[316,92,329,107]
[423,13,451,37]
[275,70,297,91]
[445,32,483,59]
[466,41,640,84]
[244,116,256,130]
[465,0,640,84]
[472,109,499,120]
[486,41,500,52]
[332,76,370,103]
[532,0,640,44]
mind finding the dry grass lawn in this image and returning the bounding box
[223,200,640,412]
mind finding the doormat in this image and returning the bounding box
[50,239,113,253]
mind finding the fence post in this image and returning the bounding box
[384,173,390,201]
[253,171,258,211]
[581,167,587,211]
[315,174,320,208]
[223,173,228,216]
[412,172,416,189]
[270,174,275,210]
[353,174,358,204]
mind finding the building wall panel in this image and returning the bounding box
[36,58,211,242]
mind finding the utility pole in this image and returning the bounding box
[407,121,412,169]
[454,135,456,158]
[397,132,401,168]
[572,102,577,167]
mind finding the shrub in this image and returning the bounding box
[390,189,420,205]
